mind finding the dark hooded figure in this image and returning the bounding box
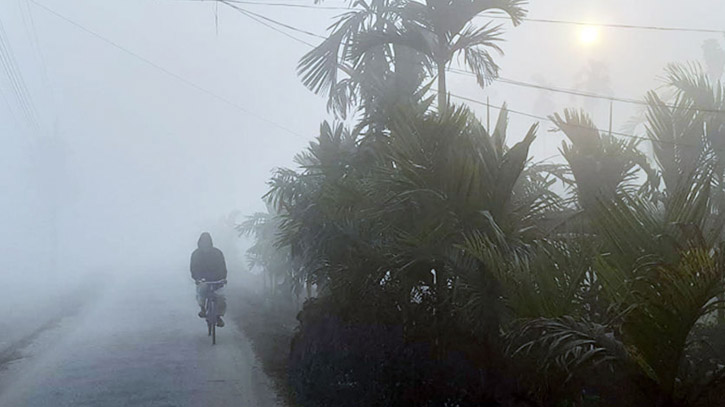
[190,232,227,327]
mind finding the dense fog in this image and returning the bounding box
[2,0,721,285]
[1,1,724,406]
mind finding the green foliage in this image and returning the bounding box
[242,5,725,406]
[300,0,528,115]
[236,208,297,296]
[551,109,656,208]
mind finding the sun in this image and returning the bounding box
[579,25,600,46]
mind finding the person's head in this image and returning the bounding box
[198,232,213,250]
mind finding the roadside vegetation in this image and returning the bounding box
[228,276,298,406]
[240,1,725,406]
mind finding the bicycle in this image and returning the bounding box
[196,279,226,345]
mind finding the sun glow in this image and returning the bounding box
[579,25,600,46]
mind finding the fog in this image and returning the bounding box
[2,0,721,283]
[1,0,724,405]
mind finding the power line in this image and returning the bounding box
[0,78,24,131]
[0,13,38,129]
[451,67,624,101]
[443,90,717,151]
[193,1,724,151]
[221,2,316,46]
[212,4,725,117]
[220,1,326,39]
[198,2,725,117]
[0,14,40,134]
[217,0,322,45]
[217,0,348,11]
[448,68,725,115]
[507,16,725,35]
[0,39,29,124]
[175,0,327,43]
[29,0,307,139]
[24,0,51,86]
[23,0,55,135]
[190,0,725,35]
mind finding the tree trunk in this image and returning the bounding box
[437,61,447,114]
[432,262,447,360]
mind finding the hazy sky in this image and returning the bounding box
[1,0,723,279]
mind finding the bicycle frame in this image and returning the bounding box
[198,280,225,345]
[205,296,216,343]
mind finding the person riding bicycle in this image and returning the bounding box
[190,232,227,327]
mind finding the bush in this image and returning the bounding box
[288,296,516,407]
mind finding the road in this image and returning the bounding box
[0,271,281,407]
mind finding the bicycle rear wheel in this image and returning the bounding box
[206,298,213,336]
[207,299,217,345]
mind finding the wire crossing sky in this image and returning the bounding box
[0,15,41,134]
[208,0,725,35]
[168,0,725,149]
[28,0,308,139]
[2,0,724,275]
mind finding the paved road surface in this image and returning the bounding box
[0,272,280,407]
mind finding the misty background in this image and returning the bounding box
[1,0,723,310]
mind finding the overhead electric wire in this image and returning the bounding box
[442,90,715,150]
[215,0,327,42]
[221,2,317,46]
[193,0,725,35]
[23,0,55,135]
[28,0,307,139]
[201,4,725,151]
[215,3,725,116]
[0,14,40,133]
[213,4,725,117]
[501,16,725,35]
[0,16,37,127]
[29,0,720,151]
[24,0,51,87]
[0,39,30,123]
[448,68,725,115]
[200,2,725,117]
[222,1,326,39]
[218,0,348,11]
[0,79,23,131]
[21,0,47,73]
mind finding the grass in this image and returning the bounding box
[228,282,299,406]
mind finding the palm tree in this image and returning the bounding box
[256,3,725,404]
[237,207,295,298]
[299,0,528,115]
[550,108,657,211]
[397,0,527,112]
[268,101,556,362]
[299,0,424,121]
[505,173,725,406]
[646,62,725,329]
[646,63,725,201]
[502,68,725,407]
[265,120,368,302]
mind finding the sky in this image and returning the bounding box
[1,0,724,283]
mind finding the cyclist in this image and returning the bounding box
[190,232,227,327]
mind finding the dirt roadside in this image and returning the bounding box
[228,284,299,407]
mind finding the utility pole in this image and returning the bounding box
[608,99,613,137]
[486,96,490,132]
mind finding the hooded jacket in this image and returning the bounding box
[190,232,228,281]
